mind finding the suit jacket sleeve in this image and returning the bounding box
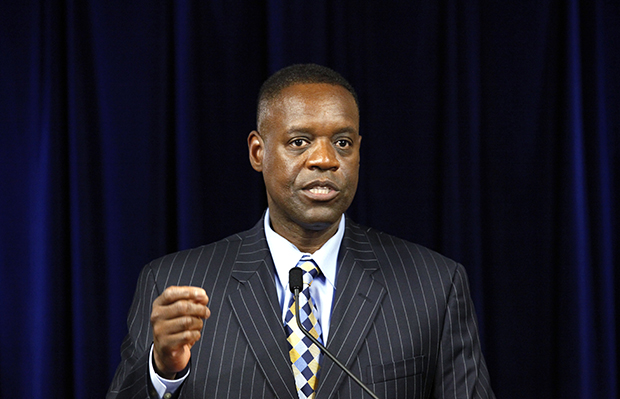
[107,264,162,399]
[433,264,495,399]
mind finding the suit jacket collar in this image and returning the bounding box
[316,217,387,398]
[228,218,298,399]
[228,216,386,399]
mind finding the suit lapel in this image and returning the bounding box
[227,221,297,399]
[316,219,387,398]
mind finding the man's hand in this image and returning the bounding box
[150,286,210,379]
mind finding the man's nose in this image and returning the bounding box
[307,139,339,171]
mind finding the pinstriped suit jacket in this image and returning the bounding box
[107,216,495,399]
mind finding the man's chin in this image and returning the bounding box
[300,220,335,231]
[296,209,344,231]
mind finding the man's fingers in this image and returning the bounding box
[170,299,210,318]
[152,299,209,321]
[152,315,205,338]
[155,286,209,306]
[155,326,203,349]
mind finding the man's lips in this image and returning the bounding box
[308,186,332,195]
[301,180,339,201]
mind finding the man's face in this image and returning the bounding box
[249,83,361,236]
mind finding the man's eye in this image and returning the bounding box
[336,139,351,148]
[292,139,306,147]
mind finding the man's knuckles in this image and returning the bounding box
[162,287,186,302]
[174,300,193,314]
[152,299,206,318]
[162,286,206,301]
[152,314,203,333]
[182,329,201,343]
[180,315,204,330]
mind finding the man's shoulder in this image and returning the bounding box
[143,219,265,274]
[345,218,461,275]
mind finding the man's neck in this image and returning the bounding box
[269,217,340,254]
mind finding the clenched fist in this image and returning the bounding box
[150,286,210,379]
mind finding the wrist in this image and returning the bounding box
[152,355,177,379]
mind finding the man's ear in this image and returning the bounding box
[248,130,264,172]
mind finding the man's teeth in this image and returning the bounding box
[309,187,331,194]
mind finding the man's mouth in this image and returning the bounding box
[302,181,339,201]
[308,186,332,195]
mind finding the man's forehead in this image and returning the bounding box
[271,82,354,103]
[258,83,358,126]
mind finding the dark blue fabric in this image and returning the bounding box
[1,1,618,398]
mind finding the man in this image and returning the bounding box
[107,64,495,399]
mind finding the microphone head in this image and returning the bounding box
[289,268,304,293]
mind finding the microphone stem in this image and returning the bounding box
[294,289,380,399]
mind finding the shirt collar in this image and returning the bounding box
[264,208,344,290]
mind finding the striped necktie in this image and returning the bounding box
[284,256,323,399]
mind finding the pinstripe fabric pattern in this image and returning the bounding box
[107,216,495,399]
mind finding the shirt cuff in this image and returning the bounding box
[149,344,190,398]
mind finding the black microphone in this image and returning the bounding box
[288,268,380,399]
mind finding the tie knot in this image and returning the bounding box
[297,257,320,281]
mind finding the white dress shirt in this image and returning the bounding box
[264,208,344,343]
[150,209,345,398]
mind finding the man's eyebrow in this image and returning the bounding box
[286,126,358,135]
[332,127,358,134]
[286,126,313,134]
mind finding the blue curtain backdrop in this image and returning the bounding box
[1,1,618,398]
